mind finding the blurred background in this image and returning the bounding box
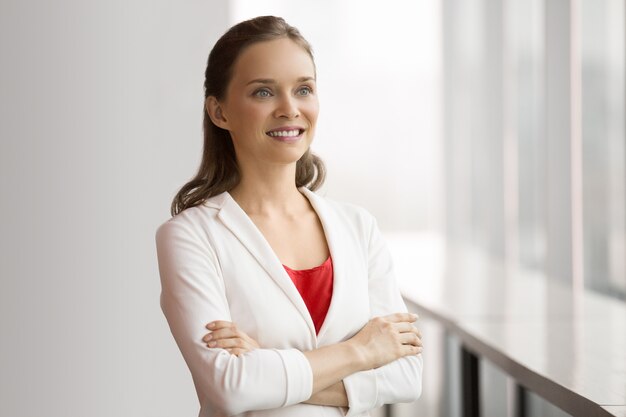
[0,0,623,416]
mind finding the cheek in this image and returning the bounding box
[231,108,265,133]
[304,100,320,123]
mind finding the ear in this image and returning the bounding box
[206,96,229,130]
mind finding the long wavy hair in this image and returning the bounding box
[170,16,326,216]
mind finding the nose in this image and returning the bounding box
[274,93,300,119]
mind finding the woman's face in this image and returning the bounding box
[210,37,319,168]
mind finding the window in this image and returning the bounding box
[581,0,626,299]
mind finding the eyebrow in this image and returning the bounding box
[246,76,316,86]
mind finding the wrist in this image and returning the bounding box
[342,339,371,371]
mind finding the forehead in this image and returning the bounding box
[229,38,316,87]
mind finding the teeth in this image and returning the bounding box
[267,130,301,137]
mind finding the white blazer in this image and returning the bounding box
[155,187,423,417]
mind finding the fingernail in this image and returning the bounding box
[204,334,212,342]
[411,313,419,319]
[208,341,216,347]
[207,322,215,329]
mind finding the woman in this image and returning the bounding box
[155,16,423,417]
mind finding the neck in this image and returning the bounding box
[229,160,307,216]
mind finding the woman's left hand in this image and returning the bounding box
[202,320,260,356]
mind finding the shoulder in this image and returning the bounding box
[155,192,227,242]
[302,188,378,233]
[326,197,375,224]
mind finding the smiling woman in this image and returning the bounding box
[155,16,423,417]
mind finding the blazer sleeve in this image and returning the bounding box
[155,218,313,416]
[341,214,423,416]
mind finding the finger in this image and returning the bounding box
[401,344,423,356]
[382,312,419,323]
[203,327,240,342]
[207,337,245,349]
[400,324,422,339]
[393,322,418,333]
[206,320,235,330]
[399,332,423,347]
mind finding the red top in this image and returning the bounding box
[283,256,334,335]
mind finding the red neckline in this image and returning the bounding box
[283,255,332,273]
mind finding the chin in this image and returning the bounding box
[271,149,308,165]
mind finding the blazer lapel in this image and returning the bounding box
[216,192,317,338]
[299,188,347,342]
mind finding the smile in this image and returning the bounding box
[266,129,303,138]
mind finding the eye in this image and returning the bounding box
[254,88,272,98]
[297,86,313,96]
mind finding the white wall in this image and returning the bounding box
[0,1,231,416]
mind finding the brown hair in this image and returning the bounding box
[170,16,326,216]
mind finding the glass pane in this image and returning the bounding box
[526,389,573,417]
[513,0,547,270]
[581,0,626,299]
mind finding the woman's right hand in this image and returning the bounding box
[203,320,260,356]
[347,312,422,369]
